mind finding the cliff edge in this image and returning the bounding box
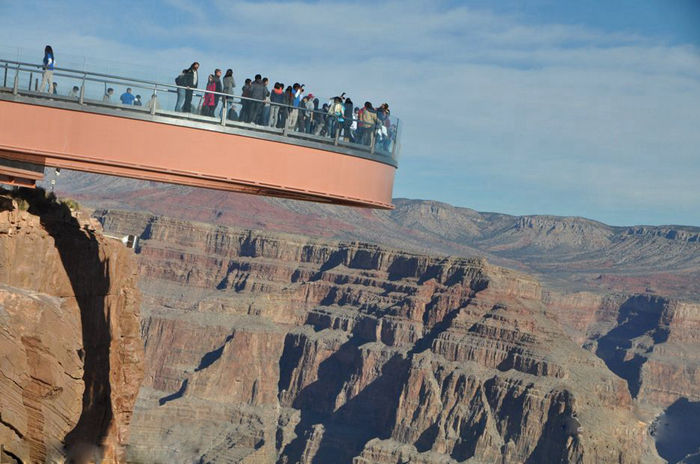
[0,190,144,463]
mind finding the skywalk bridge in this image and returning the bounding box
[0,59,399,209]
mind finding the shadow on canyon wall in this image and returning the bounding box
[277,334,408,464]
[595,295,669,398]
[652,398,700,464]
[13,188,114,458]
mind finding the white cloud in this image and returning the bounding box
[0,0,698,225]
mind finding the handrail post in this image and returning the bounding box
[334,117,340,146]
[28,71,32,91]
[283,106,289,136]
[391,120,399,159]
[79,74,86,104]
[150,85,158,115]
[12,66,19,95]
[220,97,227,126]
[370,126,376,155]
[3,62,7,88]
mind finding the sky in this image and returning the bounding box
[1,0,699,226]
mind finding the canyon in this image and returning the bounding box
[95,208,696,463]
[0,170,698,463]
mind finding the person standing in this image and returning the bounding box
[358,101,378,145]
[286,83,304,131]
[327,96,344,138]
[343,97,354,142]
[261,77,271,126]
[220,68,235,118]
[120,87,135,105]
[182,62,199,113]
[103,88,114,102]
[212,68,223,115]
[174,68,188,111]
[268,83,284,127]
[248,74,266,124]
[39,45,55,93]
[303,94,315,133]
[240,78,252,122]
[202,74,217,116]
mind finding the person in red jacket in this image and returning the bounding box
[202,74,217,117]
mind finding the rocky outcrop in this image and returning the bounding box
[89,211,661,463]
[0,191,143,463]
[542,292,700,408]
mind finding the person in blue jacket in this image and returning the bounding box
[120,88,136,105]
[39,45,55,93]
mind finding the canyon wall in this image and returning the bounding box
[0,192,144,463]
[95,211,663,463]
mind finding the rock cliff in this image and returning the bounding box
[92,212,661,463]
[0,190,144,463]
[44,172,699,462]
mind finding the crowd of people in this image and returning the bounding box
[36,46,396,151]
[172,61,396,150]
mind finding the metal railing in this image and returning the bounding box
[0,59,401,163]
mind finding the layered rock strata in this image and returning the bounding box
[95,212,660,463]
[0,192,143,463]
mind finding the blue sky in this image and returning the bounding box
[1,0,699,226]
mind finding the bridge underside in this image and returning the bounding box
[0,98,396,208]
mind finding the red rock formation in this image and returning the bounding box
[0,192,143,463]
[98,212,660,463]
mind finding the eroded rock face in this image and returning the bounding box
[0,193,144,463]
[93,212,660,463]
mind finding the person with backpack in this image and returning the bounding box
[174,68,188,111]
[182,62,199,113]
[39,45,55,93]
[327,96,344,138]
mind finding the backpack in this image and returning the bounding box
[175,73,185,86]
